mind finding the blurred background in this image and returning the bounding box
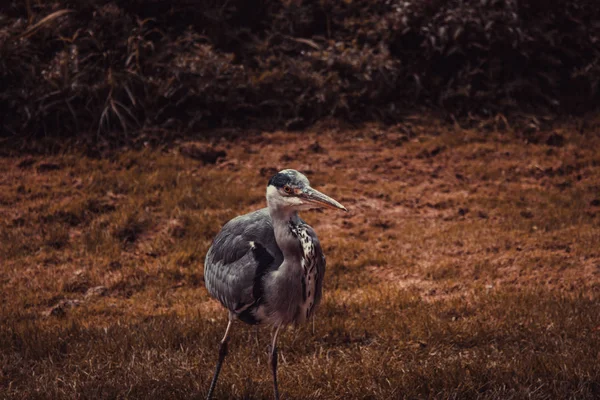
[1,1,600,399]
[2,0,600,144]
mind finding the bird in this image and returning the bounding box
[203,169,347,400]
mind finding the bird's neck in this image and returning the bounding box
[270,208,301,261]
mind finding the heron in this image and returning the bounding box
[203,169,347,400]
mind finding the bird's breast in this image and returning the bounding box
[293,225,319,324]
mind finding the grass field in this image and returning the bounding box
[1,117,600,399]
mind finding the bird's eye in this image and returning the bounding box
[283,186,292,194]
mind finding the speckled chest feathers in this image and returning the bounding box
[289,221,319,322]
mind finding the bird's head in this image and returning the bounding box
[266,169,347,213]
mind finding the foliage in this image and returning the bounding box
[1,0,600,139]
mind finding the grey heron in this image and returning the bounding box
[204,169,347,400]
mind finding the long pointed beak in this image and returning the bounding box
[302,187,347,212]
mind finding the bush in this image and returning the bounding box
[1,0,599,140]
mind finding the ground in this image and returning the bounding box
[1,116,599,399]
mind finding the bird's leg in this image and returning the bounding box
[269,324,282,400]
[206,313,233,400]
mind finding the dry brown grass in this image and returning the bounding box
[1,116,600,399]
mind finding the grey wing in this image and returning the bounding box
[204,208,283,313]
[305,225,326,309]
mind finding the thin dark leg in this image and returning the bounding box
[269,324,282,400]
[206,314,233,400]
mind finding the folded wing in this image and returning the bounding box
[204,208,283,315]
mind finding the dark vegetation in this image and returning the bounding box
[2,0,600,142]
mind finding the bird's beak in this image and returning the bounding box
[302,187,347,212]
